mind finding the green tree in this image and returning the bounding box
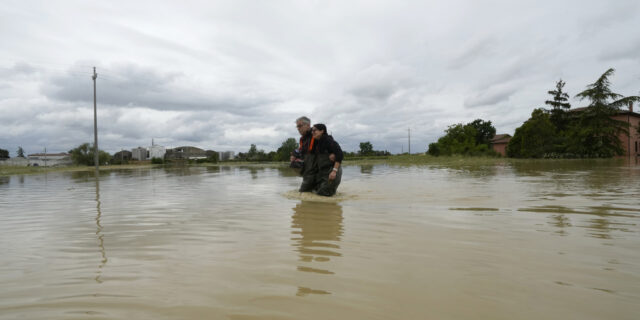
[545,79,571,131]
[436,123,478,155]
[275,138,297,161]
[16,146,25,158]
[507,109,556,158]
[359,141,373,155]
[69,143,110,166]
[568,68,640,157]
[427,142,440,156]
[205,150,219,163]
[0,148,9,159]
[247,144,258,159]
[467,119,496,145]
[428,119,497,156]
[245,144,268,161]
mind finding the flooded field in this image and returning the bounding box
[1,161,639,319]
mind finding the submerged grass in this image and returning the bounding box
[343,154,509,166]
[344,154,630,167]
[1,154,630,177]
[0,163,155,177]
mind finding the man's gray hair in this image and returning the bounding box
[296,116,311,125]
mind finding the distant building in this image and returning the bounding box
[26,153,72,166]
[149,145,166,160]
[131,147,149,161]
[219,151,235,161]
[112,150,132,163]
[570,102,640,158]
[491,134,512,156]
[612,105,640,158]
[165,146,207,160]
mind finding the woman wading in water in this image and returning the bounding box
[299,123,343,196]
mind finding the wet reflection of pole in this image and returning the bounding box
[291,201,343,296]
[549,214,572,236]
[94,171,107,283]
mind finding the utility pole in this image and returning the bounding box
[92,67,99,171]
[408,127,411,155]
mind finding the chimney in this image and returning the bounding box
[630,101,634,113]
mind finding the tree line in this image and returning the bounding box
[427,119,498,156]
[0,147,25,159]
[427,68,639,158]
[508,68,639,158]
[235,139,390,162]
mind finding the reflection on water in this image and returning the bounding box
[70,169,110,181]
[549,214,572,236]
[94,173,108,283]
[291,201,343,296]
[360,165,373,175]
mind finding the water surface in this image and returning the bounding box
[1,162,639,319]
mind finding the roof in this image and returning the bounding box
[490,134,511,144]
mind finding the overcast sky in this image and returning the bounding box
[1,0,639,155]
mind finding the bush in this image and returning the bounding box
[151,157,164,164]
[428,119,497,157]
[69,143,110,166]
[427,143,440,156]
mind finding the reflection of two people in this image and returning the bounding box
[291,201,343,296]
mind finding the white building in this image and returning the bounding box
[26,153,72,166]
[219,151,235,161]
[149,145,166,160]
[131,147,148,160]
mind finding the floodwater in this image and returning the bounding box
[0,161,639,320]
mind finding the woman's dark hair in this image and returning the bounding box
[312,123,328,135]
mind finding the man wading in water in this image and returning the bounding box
[291,116,342,196]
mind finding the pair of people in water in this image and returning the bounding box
[291,116,343,196]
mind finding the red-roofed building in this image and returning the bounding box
[570,102,640,158]
[490,134,511,156]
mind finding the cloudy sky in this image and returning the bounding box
[1,0,639,155]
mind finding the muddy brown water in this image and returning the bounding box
[0,162,639,319]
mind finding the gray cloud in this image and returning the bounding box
[448,37,497,70]
[41,63,280,117]
[1,1,639,155]
[599,40,640,62]
[464,84,519,108]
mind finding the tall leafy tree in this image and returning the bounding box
[0,148,9,159]
[245,144,269,161]
[69,143,110,165]
[467,119,496,145]
[507,109,556,158]
[545,79,571,131]
[427,119,497,156]
[275,138,297,161]
[16,146,25,158]
[569,68,640,157]
[359,142,373,155]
